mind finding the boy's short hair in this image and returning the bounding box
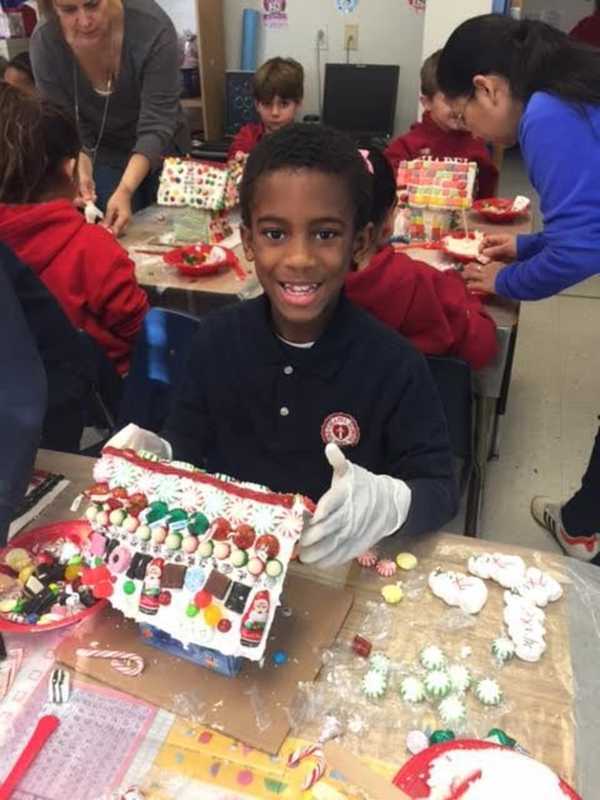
[240,123,372,230]
[252,57,304,104]
[366,149,396,228]
[421,50,442,98]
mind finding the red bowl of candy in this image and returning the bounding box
[393,740,581,799]
[163,243,240,277]
[442,232,485,265]
[473,197,531,223]
[0,520,107,633]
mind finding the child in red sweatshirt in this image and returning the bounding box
[385,50,498,199]
[228,57,304,159]
[0,84,148,376]
[346,148,497,371]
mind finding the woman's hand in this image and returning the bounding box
[463,261,505,294]
[103,186,133,236]
[481,233,517,262]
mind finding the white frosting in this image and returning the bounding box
[428,569,488,614]
[427,748,567,800]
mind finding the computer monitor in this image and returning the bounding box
[322,63,400,141]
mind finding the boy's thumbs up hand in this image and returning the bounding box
[299,445,412,569]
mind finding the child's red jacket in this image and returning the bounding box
[345,245,498,371]
[0,199,148,374]
[228,122,265,159]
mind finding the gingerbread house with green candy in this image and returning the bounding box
[79,446,313,675]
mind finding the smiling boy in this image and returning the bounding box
[228,57,303,159]
[160,125,457,566]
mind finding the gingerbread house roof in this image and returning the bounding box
[397,157,478,211]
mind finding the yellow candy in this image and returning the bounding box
[5,548,31,572]
[396,552,418,571]
[0,597,18,613]
[64,564,83,582]
[203,605,222,627]
[18,565,35,585]
[381,584,404,604]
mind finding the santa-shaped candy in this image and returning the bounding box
[139,559,164,616]
[240,590,270,648]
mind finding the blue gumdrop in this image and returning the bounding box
[183,566,206,593]
[26,613,39,624]
[271,649,288,666]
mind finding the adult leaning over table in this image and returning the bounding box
[30,0,190,236]
[437,14,600,565]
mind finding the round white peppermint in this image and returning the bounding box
[420,645,447,671]
[369,652,391,675]
[362,669,387,699]
[474,678,503,706]
[424,670,452,700]
[438,695,467,725]
[399,676,426,704]
[491,637,515,663]
[448,664,472,694]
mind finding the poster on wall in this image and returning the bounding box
[407,0,426,12]
[336,0,358,13]
[263,0,288,29]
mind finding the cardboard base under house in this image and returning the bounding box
[56,573,354,754]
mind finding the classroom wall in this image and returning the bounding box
[157,0,426,136]
[522,0,593,32]
[421,0,494,58]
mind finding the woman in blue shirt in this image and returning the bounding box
[437,14,600,563]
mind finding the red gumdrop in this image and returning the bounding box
[92,579,114,599]
[352,634,372,658]
[112,487,128,499]
[209,518,231,541]
[159,590,172,606]
[128,492,148,507]
[217,618,232,633]
[233,525,256,550]
[194,590,212,609]
[255,534,280,559]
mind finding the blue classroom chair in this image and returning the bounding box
[116,307,203,433]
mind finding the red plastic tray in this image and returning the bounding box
[393,740,581,799]
[163,243,242,278]
[0,520,107,634]
[473,197,530,223]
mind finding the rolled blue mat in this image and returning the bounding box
[241,8,260,71]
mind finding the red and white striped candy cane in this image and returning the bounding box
[287,744,326,790]
[76,648,144,677]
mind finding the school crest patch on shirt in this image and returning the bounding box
[321,413,360,447]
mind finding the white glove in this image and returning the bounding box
[106,423,172,460]
[84,201,104,225]
[300,443,412,569]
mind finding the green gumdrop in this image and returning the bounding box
[13,599,26,613]
[188,511,209,536]
[146,500,169,524]
[186,604,199,618]
[123,580,136,595]
[486,728,516,748]
[68,554,83,565]
[168,508,189,529]
[430,729,455,745]
[93,556,104,567]
[263,778,287,794]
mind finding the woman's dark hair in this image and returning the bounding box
[365,148,396,228]
[0,83,80,203]
[438,14,600,105]
[240,123,372,230]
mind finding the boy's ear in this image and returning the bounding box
[241,224,256,263]
[352,222,375,264]
[420,94,432,112]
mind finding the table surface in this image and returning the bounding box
[122,206,259,298]
[6,449,598,799]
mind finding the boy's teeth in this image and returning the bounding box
[283,283,318,294]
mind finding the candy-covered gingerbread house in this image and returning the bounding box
[396,157,478,242]
[81,447,312,675]
[158,153,248,212]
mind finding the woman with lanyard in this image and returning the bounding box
[31,0,189,235]
[437,14,600,565]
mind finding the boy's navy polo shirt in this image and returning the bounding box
[164,294,458,537]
